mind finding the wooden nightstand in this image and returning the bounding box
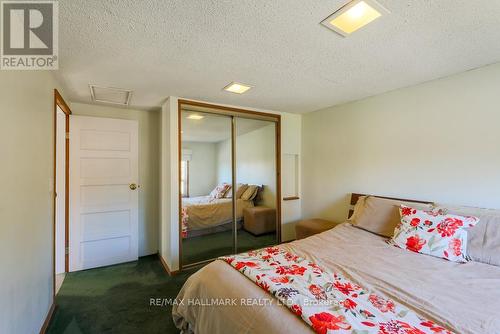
[295,218,339,239]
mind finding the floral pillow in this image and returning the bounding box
[209,183,231,200]
[390,205,479,263]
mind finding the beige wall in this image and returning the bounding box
[182,142,217,197]
[280,113,302,241]
[302,62,500,223]
[0,71,62,334]
[215,138,231,185]
[70,103,160,256]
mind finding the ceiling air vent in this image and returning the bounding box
[89,85,133,106]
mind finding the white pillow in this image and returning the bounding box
[209,184,231,199]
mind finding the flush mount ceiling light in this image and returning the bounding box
[89,84,133,106]
[187,114,204,120]
[223,82,252,94]
[321,0,389,37]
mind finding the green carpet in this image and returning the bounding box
[48,232,277,333]
[47,256,198,334]
[182,229,276,264]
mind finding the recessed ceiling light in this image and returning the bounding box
[223,82,252,94]
[321,0,389,37]
[187,114,204,120]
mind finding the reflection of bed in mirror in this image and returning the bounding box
[181,184,270,238]
[181,196,253,238]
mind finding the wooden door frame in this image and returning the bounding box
[177,99,282,270]
[53,89,71,300]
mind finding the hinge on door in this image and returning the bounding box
[65,247,69,255]
[66,132,70,140]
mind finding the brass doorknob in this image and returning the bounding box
[130,183,138,190]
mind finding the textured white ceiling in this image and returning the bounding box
[56,0,500,114]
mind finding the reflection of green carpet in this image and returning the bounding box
[47,256,197,334]
[182,229,277,265]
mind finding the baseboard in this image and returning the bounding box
[39,302,56,334]
[158,254,179,276]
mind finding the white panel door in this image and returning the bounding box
[69,116,139,271]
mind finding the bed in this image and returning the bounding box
[181,196,254,238]
[173,195,500,333]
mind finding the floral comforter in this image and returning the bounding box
[181,207,189,238]
[221,247,453,334]
[173,223,500,334]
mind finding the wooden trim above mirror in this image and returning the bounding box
[179,99,280,122]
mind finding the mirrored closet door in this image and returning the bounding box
[180,110,234,265]
[235,117,278,253]
[179,101,281,269]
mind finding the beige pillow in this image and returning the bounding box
[349,196,366,222]
[240,185,258,201]
[225,183,241,198]
[433,203,500,267]
[351,196,432,237]
[235,184,249,199]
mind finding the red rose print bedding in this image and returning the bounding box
[390,206,479,262]
[172,223,500,334]
[221,247,453,334]
[181,206,189,238]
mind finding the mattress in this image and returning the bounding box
[172,223,500,333]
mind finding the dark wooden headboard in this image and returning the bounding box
[348,193,432,218]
